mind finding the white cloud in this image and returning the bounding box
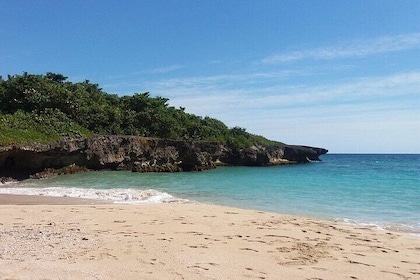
[149,71,420,112]
[148,64,185,74]
[262,33,420,64]
[144,71,420,153]
[208,60,223,64]
[148,70,305,96]
[98,41,420,152]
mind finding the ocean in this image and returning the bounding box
[1,154,419,234]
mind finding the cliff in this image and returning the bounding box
[0,135,327,181]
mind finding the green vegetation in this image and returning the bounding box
[0,72,282,148]
[0,109,92,144]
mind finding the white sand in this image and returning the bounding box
[0,196,419,279]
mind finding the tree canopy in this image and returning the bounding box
[0,72,282,148]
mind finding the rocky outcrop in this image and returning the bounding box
[0,135,327,180]
[283,145,329,163]
[217,144,327,166]
[30,164,90,179]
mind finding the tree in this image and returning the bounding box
[0,72,283,148]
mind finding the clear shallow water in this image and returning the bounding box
[1,154,419,233]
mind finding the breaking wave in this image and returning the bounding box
[0,187,188,204]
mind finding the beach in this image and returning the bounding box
[0,195,418,280]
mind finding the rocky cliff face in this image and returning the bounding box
[0,135,327,181]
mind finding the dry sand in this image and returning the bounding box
[0,195,419,280]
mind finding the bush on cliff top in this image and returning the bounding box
[0,109,92,144]
[0,72,282,148]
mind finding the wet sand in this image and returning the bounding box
[0,194,104,205]
[0,195,419,279]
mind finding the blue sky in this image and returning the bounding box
[1,1,419,153]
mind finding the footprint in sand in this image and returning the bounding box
[189,244,208,249]
[349,260,375,267]
[157,237,173,242]
[240,247,259,252]
[242,268,267,279]
[188,263,218,272]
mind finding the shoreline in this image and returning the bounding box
[1,189,418,235]
[0,193,106,205]
[0,190,418,235]
[0,194,419,279]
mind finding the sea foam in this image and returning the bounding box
[0,187,187,204]
[334,218,420,235]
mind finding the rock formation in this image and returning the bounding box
[0,135,327,181]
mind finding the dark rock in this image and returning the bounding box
[0,135,327,180]
[283,145,328,163]
[216,144,328,166]
[30,164,89,179]
[1,176,17,184]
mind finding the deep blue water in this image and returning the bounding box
[2,154,419,233]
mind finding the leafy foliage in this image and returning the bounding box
[0,109,91,144]
[0,72,283,148]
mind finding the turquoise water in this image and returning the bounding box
[2,154,419,233]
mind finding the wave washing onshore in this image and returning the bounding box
[1,154,419,234]
[0,187,187,204]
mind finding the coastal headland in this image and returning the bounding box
[0,197,418,280]
[0,135,327,182]
[0,72,328,182]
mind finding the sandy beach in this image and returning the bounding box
[0,195,419,280]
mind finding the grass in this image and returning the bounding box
[0,111,92,145]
